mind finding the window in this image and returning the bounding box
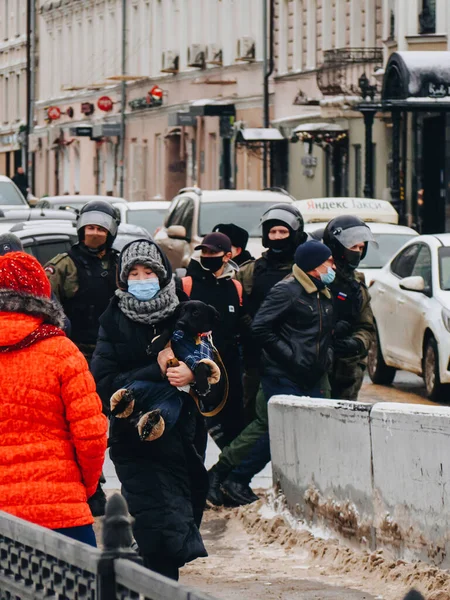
[419,0,436,34]
[360,234,418,269]
[306,0,316,69]
[411,244,432,291]
[4,77,9,123]
[168,196,194,238]
[390,244,421,279]
[278,0,289,74]
[16,73,20,120]
[4,0,9,40]
[33,238,73,265]
[438,247,450,290]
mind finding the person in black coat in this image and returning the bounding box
[91,239,208,581]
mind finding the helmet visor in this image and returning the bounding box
[77,210,118,237]
[261,208,300,231]
[334,225,378,249]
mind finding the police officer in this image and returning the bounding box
[45,200,120,362]
[45,200,120,517]
[322,215,376,400]
[237,203,306,416]
[207,204,307,506]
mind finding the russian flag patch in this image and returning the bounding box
[337,292,347,301]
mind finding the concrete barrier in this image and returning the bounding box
[269,397,450,566]
[269,396,374,546]
[371,402,450,565]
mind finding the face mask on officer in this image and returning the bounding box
[267,225,291,253]
[83,224,108,250]
[344,242,366,270]
[127,265,160,301]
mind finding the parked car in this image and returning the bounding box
[0,175,29,209]
[0,207,77,223]
[0,220,151,265]
[299,197,419,284]
[35,195,128,211]
[154,187,295,268]
[113,200,170,236]
[368,234,450,401]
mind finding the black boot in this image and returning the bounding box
[221,480,259,506]
[207,464,229,506]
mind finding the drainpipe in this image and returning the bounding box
[26,0,36,190]
[263,0,274,188]
[119,0,127,198]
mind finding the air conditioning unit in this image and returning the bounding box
[236,36,256,62]
[161,50,179,74]
[187,44,206,68]
[206,43,223,66]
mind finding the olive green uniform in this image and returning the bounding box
[330,271,375,400]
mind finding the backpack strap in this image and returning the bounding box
[181,276,193,297]
[232,278,243,307]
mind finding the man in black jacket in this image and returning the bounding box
[180,232,247,450]
[207,240,334,506]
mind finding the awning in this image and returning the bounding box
[382,51,450,111]
[189,99,236,117]
[293,122,346,134]
[236,128,284,141]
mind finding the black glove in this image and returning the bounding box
[334,320,352,339]
[334,337,363,357]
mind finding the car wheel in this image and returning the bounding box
[368,326,396,385]
[423,337,449,402]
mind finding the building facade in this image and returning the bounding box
[31,0,267,201]
[0,0,28,178]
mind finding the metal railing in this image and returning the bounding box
[0,493,217,600]
[317,47,383,96]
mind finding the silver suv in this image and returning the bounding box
[154,187,295,269]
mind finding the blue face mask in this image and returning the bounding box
[128,279,160,301]
[319,267,336,285]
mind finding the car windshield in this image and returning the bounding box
[359,233,417,268]
[127,209,167,235]
[438,247,450,290]
[199,201,278,237]
[0,182,28,206]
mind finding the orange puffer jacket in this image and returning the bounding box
[0,312,108,529]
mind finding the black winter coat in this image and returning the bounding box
[91,295,208,567]
[252,266,334,389]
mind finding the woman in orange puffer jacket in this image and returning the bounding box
[0,251,107,546]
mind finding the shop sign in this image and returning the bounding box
[81,102,95,116]
[69,126,93,137]
[98,96,114,112]
[47,106,61,120]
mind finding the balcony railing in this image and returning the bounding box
[317,47,383,96]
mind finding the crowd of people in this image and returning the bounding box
[0,197,375,581]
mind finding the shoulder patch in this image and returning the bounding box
[45,253,69,268]
[44,265,56,275]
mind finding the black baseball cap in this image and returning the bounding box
[195,232,232,254]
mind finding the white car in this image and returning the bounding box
[368,234,450,401]
[0,175,29,209]
[113,200,170,237]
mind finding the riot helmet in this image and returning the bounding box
[76,200,120,250]
[323,215,377,269]
[260,203,306,253]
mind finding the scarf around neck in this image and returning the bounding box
[115,277,179,325]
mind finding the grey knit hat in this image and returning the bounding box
[119,240,167,284]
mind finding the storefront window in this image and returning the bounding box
[419,0,436,34]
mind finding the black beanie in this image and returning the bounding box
[213,223,249,250]
[294,240,331,272]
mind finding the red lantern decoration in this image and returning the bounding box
[97,96,114,112]
[47,106,61,120]
[147,85,163,105]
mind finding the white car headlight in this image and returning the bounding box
[442,307,450,332]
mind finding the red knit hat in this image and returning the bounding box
[0,252,51,299]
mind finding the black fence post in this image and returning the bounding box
[97,493,142,600]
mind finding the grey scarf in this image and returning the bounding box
[115,278,179,325]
